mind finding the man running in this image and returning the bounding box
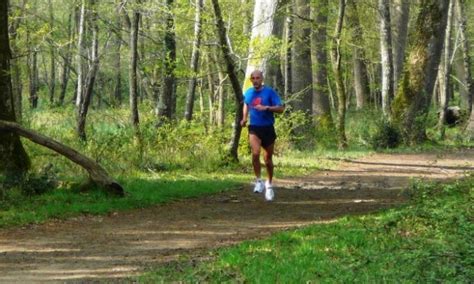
[240,70,285,201]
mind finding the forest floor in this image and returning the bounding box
[0,149,473,282]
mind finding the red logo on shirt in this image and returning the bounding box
[251,97,262,107]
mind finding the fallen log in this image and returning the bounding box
[0,120,124,196]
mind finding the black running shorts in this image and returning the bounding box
[248,125,277,148]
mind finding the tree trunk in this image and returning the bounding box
[48,0,56,105]
[75,0,86,108]
[455,0,473,108]
[59,11,74,105]
[157,0,177,121]
[438,0,454,138]
[347,0,370,110]
[379,0,394,117]
[453,53,467,107]
[27,48,38,109]
[266,0,286,96]
[184,0,203,122]
[456,0,474,135]
[77,0,100,141]
[391,0,410,94]
[205,52,216,125]
[291,0,312,113]
[211,0,244,162]
[0,0,30,179]
[392,0,449,144]
[311,0,332,125]
[0,120,124,196]
[331,0,347,149]
[215,56,227,128]
[26,7,39,110]
[11,53,22,120]
[112,3,123,106]
[129,0,140,131]
[467,95,474,138]
[242,0,279,91]
[283,5,293,99]
[9,0,26,122]
[208,48,226,128]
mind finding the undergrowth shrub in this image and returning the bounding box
[20,164,58,196]
[369,119,401,149]
[346,108,380,148]
[24,106,240,176]
[312,114,338,149]
[0,169,57,211]
[275,110,316,150]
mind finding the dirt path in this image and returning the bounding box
[1,150,473,282]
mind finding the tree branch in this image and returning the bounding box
[0,120,124,196]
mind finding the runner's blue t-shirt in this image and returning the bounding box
[244,85,283,126]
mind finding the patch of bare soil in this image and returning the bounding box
[0,150,473,282]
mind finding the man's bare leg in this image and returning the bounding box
[249,134,262,179]
[262,143,275,201]
[263,143,274,184]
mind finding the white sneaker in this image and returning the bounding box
[253,179,264,193]
[265,181,274,201]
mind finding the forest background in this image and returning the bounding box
[0,0,473,281]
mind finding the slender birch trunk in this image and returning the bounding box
[59,12,74,105]
[129,0,140,131]
[48,0,56,104]
[379,0,394,117]
[284,5,293,99]
[391,0,410,94]
[438,0,454,138]
[216,63,226,128]
[211,0,244,161]
[185,0,203,121]
[27,47,38,109]
[204,52,216,125]
[112,2,123,106]
[77,0,100,141]
[456,0,474,134]
[331,0,347,149]
[347,0,370,110]
[75,0,86,108]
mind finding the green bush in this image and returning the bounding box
[275,109,317,150]
[369,119,401,149]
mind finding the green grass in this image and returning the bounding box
[0,174,241,228]
[140,175,473,283]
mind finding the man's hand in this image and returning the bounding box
[254,104,269,111]
[240,119,247,127]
